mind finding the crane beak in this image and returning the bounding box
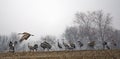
[31,35,34,36]
[18,33,22,35]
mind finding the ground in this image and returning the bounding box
[0,50,120,59]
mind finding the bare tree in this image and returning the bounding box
[92,10,112,49]
[64,26,79,42]
[74,11,95,41]
[73,10,114,49]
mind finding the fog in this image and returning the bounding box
[0,0,120,39]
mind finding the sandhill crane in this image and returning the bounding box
[63,42,69,50]
[77,41,83,48]
[88,41,95,49]
[14,41,18,45]
[28,43,38,52]
[9,41,18,53]
[34,44,38,51]
[62,39,70,50]
[40,41,52,51]
[18,32,34,42]
[58,42,62,49]
[9,41,14,52]
[103,41,110,49]
[28,43,34,52]
[111,40,117,46]
[69,41,76,50]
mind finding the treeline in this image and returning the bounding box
[64,10,120,50]
[0,10,120,52]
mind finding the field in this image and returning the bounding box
[0,50,120,59]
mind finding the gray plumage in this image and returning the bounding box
[9,41,14,52]
[106,45,110,49]
[34,44,38,51]
[9,41,18,53]
[40,41,52,51]
[88,41,95,48]
[28,44,34,52]
[69,42,76,49]
[63,42,70,50]
[102,41,110,49]
[58,42,62,48]
[28,43,38,52]
[78,41,83,48]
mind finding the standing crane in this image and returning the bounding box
[77,41,83,48]
[40,41,52,51]
[69,40,76,49]
[88,41,95,49]
[103,41,110,49]
[9,41,18,53]
[58,41,62,49]
[62,39,69,50]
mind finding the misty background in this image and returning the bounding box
[0,0,120,38]
[0,0,120,52]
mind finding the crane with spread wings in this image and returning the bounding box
[18,32,34,42]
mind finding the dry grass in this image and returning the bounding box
[0,50,120,59]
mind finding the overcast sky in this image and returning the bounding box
[0,0,120,39]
